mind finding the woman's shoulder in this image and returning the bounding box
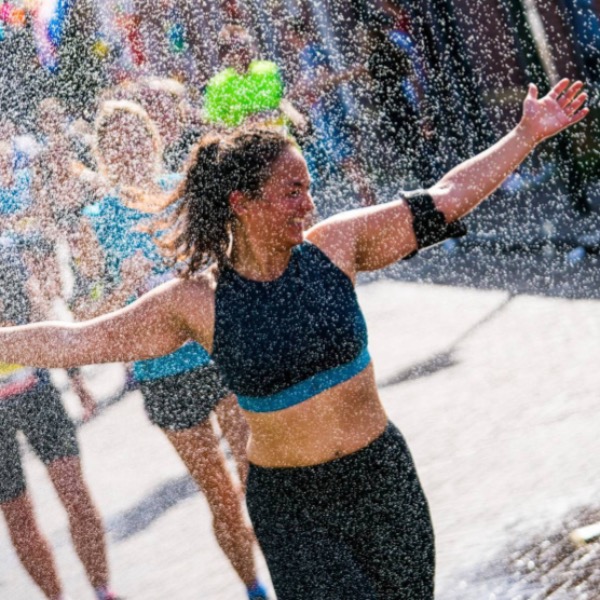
[164,268,218,346]
[305,218,359,283]
[169,267,218,302]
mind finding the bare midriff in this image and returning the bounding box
[242,363,388,468]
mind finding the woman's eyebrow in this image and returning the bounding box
[290,179,311,188]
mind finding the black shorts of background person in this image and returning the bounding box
[0,377,79,504]
[0,373,122,599]
[140,363,229,431]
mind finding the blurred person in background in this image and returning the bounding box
[80,99,269,600]
[286,18,377,206]
[0,118,41,170]
[0,140,33,228]
[49,0,110,121]
[0,130,60,312]
[0,9,51,130]
[0,238,122,600]
[130,76,205,172]
[361,9,436,186]
[31,98,100,419]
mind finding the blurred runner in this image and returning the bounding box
[30,98,100,419]
[82,99,269,600]
[0,238,122,600]
[286,19,377,206]
[362,8,436,186]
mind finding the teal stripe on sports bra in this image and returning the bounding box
[237,346,371,413]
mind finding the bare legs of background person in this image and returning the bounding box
[47,456,111,591]
[1,492,63,599]
[1,456,113,600]
[164,410,258,588]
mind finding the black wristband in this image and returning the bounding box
[403,190,467,255]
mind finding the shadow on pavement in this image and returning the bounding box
[380,351,459,388]
[380,294,514,388]
[107,475,198,542]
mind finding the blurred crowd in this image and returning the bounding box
[0,4,449,597]
[0,2,598,599]
[0,0,456,334]
[0,0,597,379]
[0,0,441,193]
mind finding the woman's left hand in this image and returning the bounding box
[520,78,589,144]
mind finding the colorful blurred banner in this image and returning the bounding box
[0,3,27,27]
[32,0,75,72]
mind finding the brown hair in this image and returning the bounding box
[158,127,294,276]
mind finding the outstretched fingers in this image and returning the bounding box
[550,79,589,125]
[565,91,588,115]
[548,78,571,100]
[557,81,584,108]
[568,102,590,125]
[523,78,589,140]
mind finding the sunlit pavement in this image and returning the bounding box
[1,272,600,599]
[366,279,600,598]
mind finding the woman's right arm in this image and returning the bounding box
[71,251,154,321]
[0,278,200,368]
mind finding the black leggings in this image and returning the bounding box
[246,422,435,600]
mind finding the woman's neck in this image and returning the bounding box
[230,226,295,281]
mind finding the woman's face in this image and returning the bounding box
[242,146,314,248]
[140,89,181,146]
[100,113,158,185]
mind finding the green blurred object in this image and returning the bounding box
[203,60,284,127]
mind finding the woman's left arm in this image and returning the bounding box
[430,79,588,221]
[310,79,588,273]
